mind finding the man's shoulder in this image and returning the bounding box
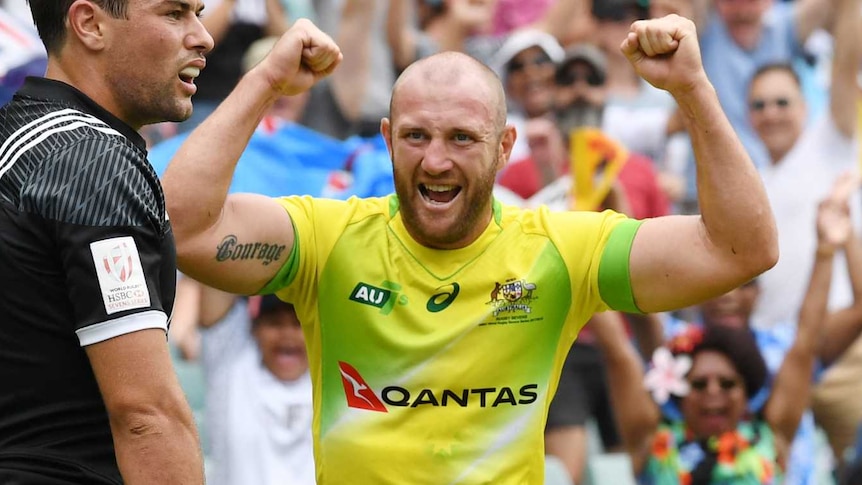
[277,195,395,239]
[279,194,392,216]
[16,126,161,226]
[497,203,626,239]
[3,102,141,167]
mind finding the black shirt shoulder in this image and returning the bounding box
[0,78,165,231]
[21,132,165,230]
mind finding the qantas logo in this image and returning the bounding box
[338,361,538,412]
[338,361,388,412]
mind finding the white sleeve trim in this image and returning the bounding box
[76,310,168,347]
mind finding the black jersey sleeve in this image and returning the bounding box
[21,135,177,346]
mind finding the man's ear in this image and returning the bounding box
[67,0,108,52]
[496,125,517,173]
[381,118,393,159]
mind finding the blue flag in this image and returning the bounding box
[147,120,394,199]
[0,9,47,106]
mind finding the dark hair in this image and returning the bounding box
[592,0,649,21]
[749,62,802,91]
[666,324,769,485]
[27,0,128,54]
[689,325,768,399]
[248,294,295,324]
[842,458,862,485]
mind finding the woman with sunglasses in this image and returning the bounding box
[591,173,861,484]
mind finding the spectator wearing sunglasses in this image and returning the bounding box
[388,0,592,164]
[591,174,861,484]
[750,0,861,339]
[742,28,862,472]
[488,29,565,163]
[666,175,862,485]
[695,0,837,171]
[497,43,671,222]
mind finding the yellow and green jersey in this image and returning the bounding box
[262,195,642,484]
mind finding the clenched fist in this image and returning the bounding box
[620,14,707,96]
[252,19,343,97]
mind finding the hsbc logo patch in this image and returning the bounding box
[90,236,150,315]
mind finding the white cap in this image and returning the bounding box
[489,29,565,83]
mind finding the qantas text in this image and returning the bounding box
[379,384,538,408]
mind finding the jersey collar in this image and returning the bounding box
[16,77,147,152]
[387,195,504,278]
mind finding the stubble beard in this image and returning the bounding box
[114,76,192,127]
[394,158,498,249]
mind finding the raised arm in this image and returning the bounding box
[591,311,661,474]
[648,0,710,33]
[819,238,862,364]
[387,0,418,72]
[264,0,290,37]
[793,0,836,46]
[765,173,858,444]
[627,312,667,360]
[200,0,237,45]
[162,20,342,294]
[826,0,861,138]
[198,283,243,328]
[329,0,376,121]
[170,274,204,361]
[530,0,593,46]
[820,178,862,364]
[621,15,778,313]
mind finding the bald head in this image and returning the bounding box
[390,52,508,132]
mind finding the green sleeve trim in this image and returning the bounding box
[257,216,301,295]
[598,219,644,314]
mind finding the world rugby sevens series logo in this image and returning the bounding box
[102,242,134,283]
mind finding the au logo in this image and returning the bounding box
[426,283,460,313]
[349,280,408,315]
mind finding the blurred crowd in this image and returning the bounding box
[3,0,862,483]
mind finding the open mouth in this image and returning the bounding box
[699,407,731,430]
[419,183,461,205]
[179,66,200,86]
[274,346,305,366]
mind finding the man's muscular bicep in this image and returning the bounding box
[175,193,296,295]
[214,233,289,267]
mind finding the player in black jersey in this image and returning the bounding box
[0,1,212,483]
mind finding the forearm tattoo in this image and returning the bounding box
[215,235,286,266]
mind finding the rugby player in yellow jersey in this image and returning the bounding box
[162,16,778,484]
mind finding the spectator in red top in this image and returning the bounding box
[496,43,670,220]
